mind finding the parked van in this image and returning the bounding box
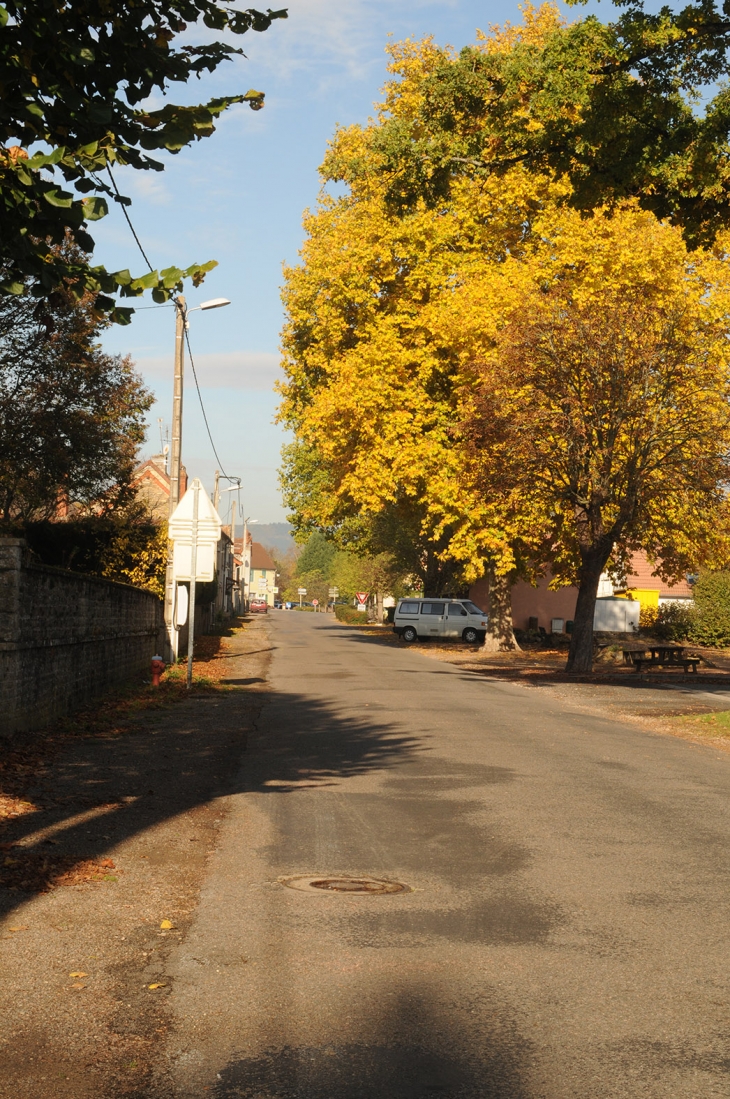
[393,598,489,644]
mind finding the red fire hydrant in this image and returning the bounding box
[151,655,166,687]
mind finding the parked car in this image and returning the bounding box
[393,598,489,644]
[249,599,268,614]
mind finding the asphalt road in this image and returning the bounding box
[160,611,730,1099]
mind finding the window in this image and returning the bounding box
[421,602,445,615]
[399,601,420,616]
[448,603,467,617]
[463,601,485,615]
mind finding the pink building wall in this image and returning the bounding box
[469,575,578,631]
[469,550,693,631]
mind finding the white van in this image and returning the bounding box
[393,598,489,644]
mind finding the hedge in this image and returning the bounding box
[335,604,369,624]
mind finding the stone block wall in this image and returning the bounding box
[0,539,164,735]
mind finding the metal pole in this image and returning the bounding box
[164,296,186,660]
[242,516,249,611]
[230,499,237,614]
[186,479,200,689]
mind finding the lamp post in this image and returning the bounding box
[163,295,231,659]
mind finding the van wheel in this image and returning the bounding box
[402,626,418,643]
[462,627,480,644]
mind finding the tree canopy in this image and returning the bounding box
[370,1,730,247]
[280,13,730,665]
[0,1,286,319]
[278,27,565,601]
[0,263,152,522]
[458,205,730,670]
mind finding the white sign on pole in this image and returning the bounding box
[170,482,222,582]
[174,583,189,627]
[297,588,307,595]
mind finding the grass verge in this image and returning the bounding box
[678,710,730,737]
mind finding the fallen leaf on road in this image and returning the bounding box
[71,983,86,990]
[69,971,87,978]
[100,858,115,869]
[148,983,166,989]
[8,926,28,932]
[159,919,175,929]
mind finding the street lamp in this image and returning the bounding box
[164,294,231,658]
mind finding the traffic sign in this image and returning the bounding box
[312,598,319,607]
[297,587,307,595]
[355,592,368,605]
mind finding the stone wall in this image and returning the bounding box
[0,539,164,735]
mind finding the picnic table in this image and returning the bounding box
[623,645,700,674]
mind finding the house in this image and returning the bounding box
[131,454,187,521]
[249,542,277,607]
[469,550,694,634]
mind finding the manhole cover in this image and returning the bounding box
[281,875,411,895]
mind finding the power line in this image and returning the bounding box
[106,165,155,272]
[184,325,235,483]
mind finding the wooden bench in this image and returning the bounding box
[623,647,700,674]
[630,656,700,674]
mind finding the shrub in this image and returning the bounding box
[690,571,730,647]
[335,604,368,624]
[639,604,658,630]
[653,600,695,642]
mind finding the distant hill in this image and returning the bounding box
[253,523,296,556]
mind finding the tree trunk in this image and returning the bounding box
[482,567,521,652]
[566,548,611,672]
[376,589,384,624]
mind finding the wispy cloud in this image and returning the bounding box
[136,350,282,391]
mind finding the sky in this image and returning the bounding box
[95,0,578,526]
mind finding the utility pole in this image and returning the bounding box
[163,296,186,659]
[169,297,186,511]
[230,498,237,614]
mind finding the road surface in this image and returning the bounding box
[160,611,730,1098]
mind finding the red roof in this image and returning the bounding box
[624,551,694,598]
[250,542,276,570]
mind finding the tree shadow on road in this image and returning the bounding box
[0,687,422,919]
[210,985,531,1099]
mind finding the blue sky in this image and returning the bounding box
[95,0,572,524]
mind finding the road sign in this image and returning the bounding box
[298,587,307,595]
[328,587,339,597]
[312,598,319,607]
[169,480,221,582]
[355,592,368,605]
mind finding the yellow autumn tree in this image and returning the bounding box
[451,205,730,670]
[280,8,730,666]
[279,13,568,618]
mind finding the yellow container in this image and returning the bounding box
[615,588,659,611]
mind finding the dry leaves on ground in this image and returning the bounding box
[0,851,121,893]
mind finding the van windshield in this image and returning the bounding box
[462,601,485,615]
